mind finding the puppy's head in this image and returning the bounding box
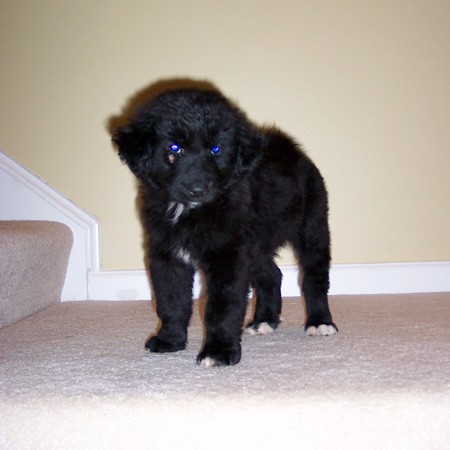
[112,88,263,206]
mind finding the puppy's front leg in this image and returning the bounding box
[197,256,249,367]
[146,255,194,353]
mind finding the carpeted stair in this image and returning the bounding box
[0,221,73,329]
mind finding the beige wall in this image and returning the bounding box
[1,0,449,270]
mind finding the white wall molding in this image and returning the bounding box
[0,150,100,300]
[329,262,450,295]
[87,261,450,301]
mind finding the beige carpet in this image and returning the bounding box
[1,293,449,449]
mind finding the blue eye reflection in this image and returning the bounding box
[211,145,221,155]
[169,143,182,154]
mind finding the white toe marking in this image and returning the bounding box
[245,322,274,336]
[244,327,257,335]
[200,357,216,368]
[257,322,274,335]
[317,324,337,336]
[306,326,318,336]
[306,324,337,336]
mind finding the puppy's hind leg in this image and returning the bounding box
[245,258,282,335]
[294,168,337,336]
[299,247,338,336]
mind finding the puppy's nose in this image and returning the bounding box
[187,182,211,198]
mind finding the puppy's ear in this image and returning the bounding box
[112,122,154,178]
[235,125,264,175]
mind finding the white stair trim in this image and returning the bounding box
[0,150,100,300]
[88,261,450,301]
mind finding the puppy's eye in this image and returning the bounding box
[211,145,221,155]
[169,143,182,154]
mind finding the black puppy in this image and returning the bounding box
[113,87,337,367]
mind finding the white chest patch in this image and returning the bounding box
[175,248,193,265]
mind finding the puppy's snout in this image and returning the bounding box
[186,181,212,199]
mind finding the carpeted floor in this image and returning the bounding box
[1,293,449,449]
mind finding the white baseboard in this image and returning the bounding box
[87,261,450,301]
[329,262,450,295]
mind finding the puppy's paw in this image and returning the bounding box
[245,321,275,335]
[145,336,186,353]
[305,324,338,336]
[198,357,219,368]
[197,343,241,367]
[245,318,280,336]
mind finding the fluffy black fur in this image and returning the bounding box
[113,87,337,367]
